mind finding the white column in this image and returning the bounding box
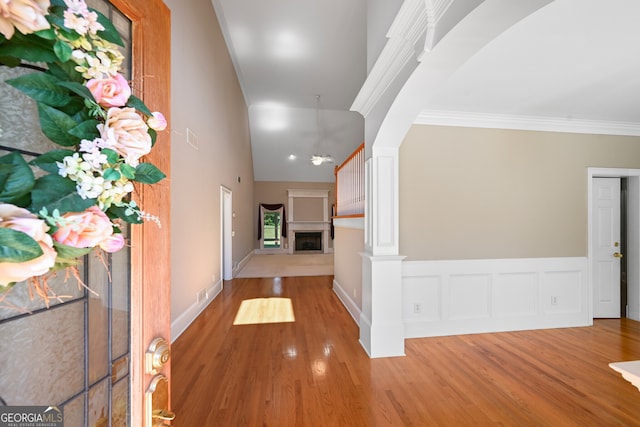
[360,146,405,357]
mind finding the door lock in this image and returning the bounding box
[146,337,171,375]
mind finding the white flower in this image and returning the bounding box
[64,0,89,16]
[85,11,103,35]
[58,152,90,178]
[77,173,105,199]
[81,150,107,169]
[79,138,99,153]
[64,10,90,35]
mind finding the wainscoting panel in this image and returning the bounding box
[402,257,589,338]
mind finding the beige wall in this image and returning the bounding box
[254,181,335,248]
[293,197,324,221]
[400,125,640,260]
[333,226,364,311]
[167,0,255,320]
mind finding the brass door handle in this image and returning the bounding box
[153,409,176,421]
[614,252,624,258]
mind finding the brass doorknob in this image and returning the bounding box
[614,252,624,258]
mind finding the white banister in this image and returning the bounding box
[335,143,365,217]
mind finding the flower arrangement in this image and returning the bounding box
[0,0,166,297]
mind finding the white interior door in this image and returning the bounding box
[221,187,233,280]
[592,177,622,318]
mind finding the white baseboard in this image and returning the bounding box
[171,280,223,342]
[402,257,590,338]
[234,251,255,276]
[332,278,361,326]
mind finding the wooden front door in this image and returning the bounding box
[113,0,172,424]
[0,0,171,425]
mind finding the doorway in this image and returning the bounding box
[221,186,233,281]
[259,206,285,252]
[589,169,640,321]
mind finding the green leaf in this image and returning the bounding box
[0,31,58,62]
[148,128,157,146]
[48,61,84,83]
[0,152,36,204]
[37,103,81,146]
[103,168,121,181]
[59,97,85,117]
[57,81,96,102]
[126,95,153,116]
[53,241,93,260]
[5,72,71,107]
[53,38,73,62]
[30,149,75,174]
[101,149,119,164]
[107,204,143,224]
[134,163,166,184]
[93,9,124,47]
[0,56,21,67]
[0,228,43,263]
[68,119,100,141]
[120,164,136,180]
[34,28,57,41]
[30,174,95,214]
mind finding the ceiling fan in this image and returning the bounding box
[310,154,334,166]
[310,95,334,166]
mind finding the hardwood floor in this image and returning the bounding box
[171,276,640,426]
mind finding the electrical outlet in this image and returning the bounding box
[413,303,422,314]
[551,296,558,306]
[353,288,357,298]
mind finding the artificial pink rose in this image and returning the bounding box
[0,0,50,40]
[99,107,152,166]
[52,206,118,250]
[147,111,167,131]
[0,203,57,286]
[86,73,132,108]
[99,233,125,253]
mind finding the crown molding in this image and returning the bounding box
[423,0,454,52]
[415,110,640,136]
[351,0,428,117]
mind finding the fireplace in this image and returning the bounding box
[295,232,322,252]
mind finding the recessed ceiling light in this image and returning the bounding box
[288,154,296,160]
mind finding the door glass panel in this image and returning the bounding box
[0,2,133,425]
[263,211,282,249]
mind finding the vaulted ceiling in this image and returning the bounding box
[212,0,640,183]
[212,0,366,183]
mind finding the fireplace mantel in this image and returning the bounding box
[286,189,331,254]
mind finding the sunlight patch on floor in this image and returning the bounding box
[233,297,295,325]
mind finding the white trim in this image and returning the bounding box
[415,110,640,136]
[361,253,406,357]
[372,147,399,255]
[587,168,640,322]
[333,217,365,230]
[171,280,223,342]
[287,189,329,198]
[234,251,254,274]
[332,279,361,326]
[220,186,233,280]
[351,0,427,117]
[402,257,589,338]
